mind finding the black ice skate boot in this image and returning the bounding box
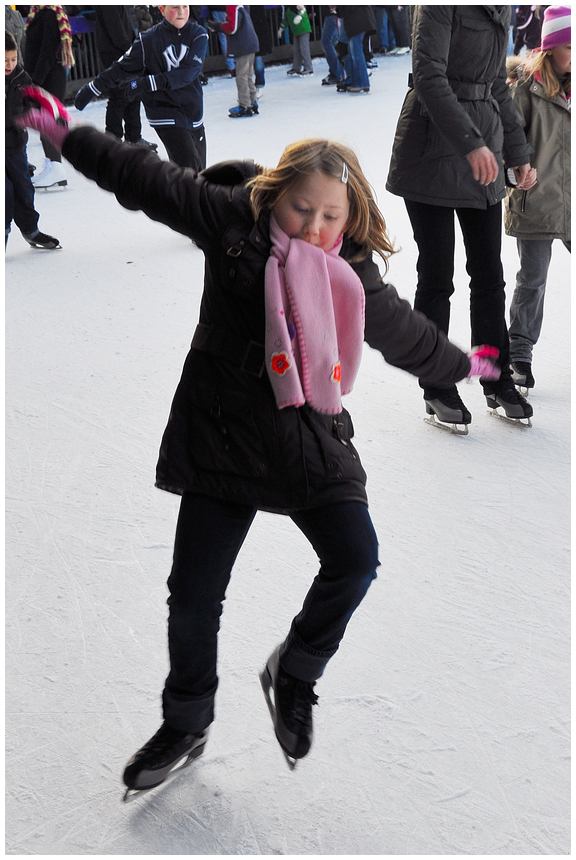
[511,361,535,395]
[260,646,318,766]
[424,387,471,435]
[122,721,208,799]
[484,379,533,426]
[23,230,61,249]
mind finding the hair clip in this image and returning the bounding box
[341,161,349,184]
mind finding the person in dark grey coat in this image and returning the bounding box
[387,5,537,428]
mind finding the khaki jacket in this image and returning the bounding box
[505,67,571,241]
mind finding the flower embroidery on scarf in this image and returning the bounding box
[331,363,342,383]
[271,352,292,375]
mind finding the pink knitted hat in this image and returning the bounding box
[540,6,571,51]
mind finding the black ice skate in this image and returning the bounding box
[424,389,471,435]
[23,231,61,249]
[122,722,208,801]
[485,381,533,427]
[260,646,318,769]
[511,361,535,396]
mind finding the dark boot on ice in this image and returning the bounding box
[123,721,208,795]
[511,361,535,392]
[260,646,318,763]
[23,230,61,249]
[424,387,471,434]
[484,378,533,423]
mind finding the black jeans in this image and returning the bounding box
[5,148,39,238]
[162,493,379,732]
[405,199,511,394]
[154,125,207,171]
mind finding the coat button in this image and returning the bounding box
[229,268,235,277]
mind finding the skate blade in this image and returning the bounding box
[424,414,469,436]
[487,408,532,428]
[259,668,297,771]
[121,744,206,803]
[27,242,62,250]
[35,181,67,190]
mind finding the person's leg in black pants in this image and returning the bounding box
[154,125,207,171]
[162,493,257,733]
[456,202,511,381]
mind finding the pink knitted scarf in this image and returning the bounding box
[264,214,365,415]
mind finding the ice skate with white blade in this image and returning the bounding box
[260,646,318,769]
[511,361,535,397]
[23,230,61,249]
[31,157,67,189]
[424,388,471,435]
[485,380,533,427]
[122,722,208,801]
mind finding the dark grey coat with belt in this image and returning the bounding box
[387,5,532,209]
[62,126,471,512]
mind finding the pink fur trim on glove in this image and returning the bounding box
[15,85,70,153]
[468,345,501,380]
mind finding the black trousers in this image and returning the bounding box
[154,125,207,171]
[162,493,379,733]
[405,199,511,394]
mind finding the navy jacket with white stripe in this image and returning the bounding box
[91,18,208,131]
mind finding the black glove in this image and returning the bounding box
[121,78,150,101]
[74,83,95,111]
[205,18,220,32]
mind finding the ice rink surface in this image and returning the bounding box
[6,55,570,855]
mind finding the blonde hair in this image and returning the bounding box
[248,139,396,266]
[523,47,571,98]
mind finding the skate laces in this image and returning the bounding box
[277,669,318,732]
[435,389,467,410]
[141,723,190,756]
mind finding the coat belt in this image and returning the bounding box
[191,323,266,377]
[408,73,493,100]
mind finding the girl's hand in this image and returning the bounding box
[514,164,538,190]
[15,86,70,152]
[467,345,500,380]
[466,146,499,185]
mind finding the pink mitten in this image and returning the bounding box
[468,345,500,380]
[15,85,71,152]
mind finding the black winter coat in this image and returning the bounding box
[387,6,532,209]
[336,6,377,39]
[5,64,32,154]
[23,7,63,86]
[95,6,135,62]
[62,127,471,512]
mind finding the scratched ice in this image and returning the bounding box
[6,56,570,855]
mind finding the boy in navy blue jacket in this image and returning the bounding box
[75,5,208,171]
[5,30,60,250]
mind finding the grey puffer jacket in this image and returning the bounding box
[62,127,471,513]
[387,6,532,209]
[504,61,571,241]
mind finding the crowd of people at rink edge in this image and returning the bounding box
[6,4,571,795]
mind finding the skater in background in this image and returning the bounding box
[17,93,501,793]
[320,6,344,86]
[382,5,411,55]
[250,5,273,95]
[513,5,545,55]
[74,5,208,171]
[387,5,537,431]
[505,5,571,393]
[280,5,314,76]
[335,6,376,93]
[5,30,60,249]
[24,4,74,189]
[94,6,158,151]
[206,5,259,117]
[5,6,25,58]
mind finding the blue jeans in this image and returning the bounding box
[344,33,370,89]
[162,493,379,732]
[5,148,39,240]
[374,7,395,51]
[321,14,344,80]
[212,11,236,70]
[254,54,265,88]
[509,238,571,362]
